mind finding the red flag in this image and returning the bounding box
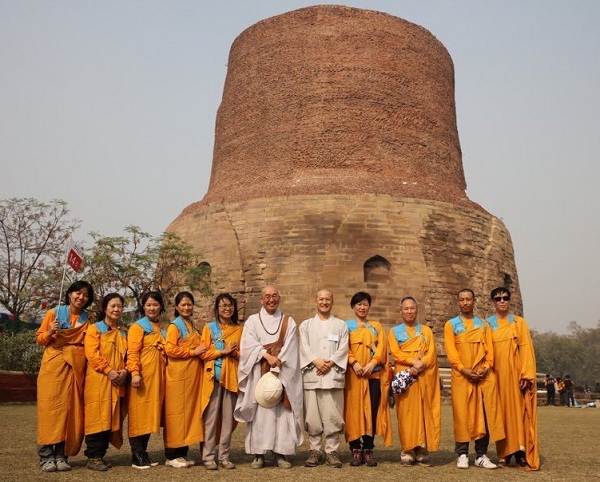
[67,241,84,272]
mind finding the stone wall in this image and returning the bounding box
[168,194,520,356]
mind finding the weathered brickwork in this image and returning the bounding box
[201,6,476,210]
[168,195,520,349]
[167,6,522,358]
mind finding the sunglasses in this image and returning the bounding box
[493,296,510,302]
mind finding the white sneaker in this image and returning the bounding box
[165,457,189,468]
[457,454,469,469]
[474,454,497,469]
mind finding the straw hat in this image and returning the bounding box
[255,371,283,408]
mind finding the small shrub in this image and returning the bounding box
[0,331,43,375]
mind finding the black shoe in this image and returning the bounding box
[143,451,159,467]
[131,452,151,470]
[87,458,110,471]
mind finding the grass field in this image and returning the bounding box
[0,403,597,482]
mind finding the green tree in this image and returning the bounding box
[0,198,79,321]
[84,226,211,316]
[533,321,600,387]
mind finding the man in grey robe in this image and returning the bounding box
[299,289,349,468]
[234,285,303,469]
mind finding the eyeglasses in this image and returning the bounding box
[493,296,510,302]
[219,304,234,310]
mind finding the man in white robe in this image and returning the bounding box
[234,285,303,469]
[299,289,348,468]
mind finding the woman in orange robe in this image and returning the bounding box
[83,293,128,471]
[36,280,94,472]
[388,297,440,466]
[199,293,242,470]
[487,287,539,470]
[126,291,167,469]
[343,291,392,467]
[163,291,206,468]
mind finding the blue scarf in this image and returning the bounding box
[486,313,515,331]
[449,315,484,335]
[54,305,89,329]
[345,319,381,373]
[208,321,225,382]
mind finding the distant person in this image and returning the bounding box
[444,289,503,470]
[163,292,206,468]
[199,293,242,470]
[557,377,567,406]
[36,280,95,472]
[487,287,539,470]
[127,291,167,469]
[545,374,556,406]
[299,289,349,468]
[595,382,600,393]
[344,291,392,467]
[564,375,575,407]
[83,293,128,471]
[584,384,591,399]
[234,286,303,469]
[388,296,440,467]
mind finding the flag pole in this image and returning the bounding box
[58,239,71,306]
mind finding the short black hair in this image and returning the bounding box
[99,293,124,321]
[214,293,239,324]
[490,287,511,300]
[65,280,94,310]
[457,288,475,299]
[350,291,371,308]
[174,291,195,318]
[141,291,165,315]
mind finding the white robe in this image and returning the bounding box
[299,314,349,389]
[234,308,303,455]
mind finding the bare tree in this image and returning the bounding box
[0,198,80,320]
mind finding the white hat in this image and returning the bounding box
[255,371,283,408]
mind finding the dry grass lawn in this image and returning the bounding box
[0,403,597,482]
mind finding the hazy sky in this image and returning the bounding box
[2,1,599,333]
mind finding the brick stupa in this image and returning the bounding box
[167,6,521,346]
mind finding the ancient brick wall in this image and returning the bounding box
[168,194,520,352]
[200,5,476,210]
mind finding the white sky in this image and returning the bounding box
[1,1,599,333]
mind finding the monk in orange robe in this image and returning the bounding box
[444,288,504,470]
[199,293,242,470]
[163,291,206,468]
[127,291,167,470]
[36,280,94,472]
[388,296,440,466]
[83,293,128,471]
[487,287,539,470]
[344,291,392,467]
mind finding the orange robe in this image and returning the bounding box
[84,322,128,448]
[444,317,504,443]
[344,320,392,446]
[163,318,204,448]
[199,322,242,415]
[126,319,166,438]
[36,308,89,455]
[388,323,441,452]
[489,314,539,470]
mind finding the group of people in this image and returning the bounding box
[546,374,576,406]
[35,281,539,472]
[36,282,242,472]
